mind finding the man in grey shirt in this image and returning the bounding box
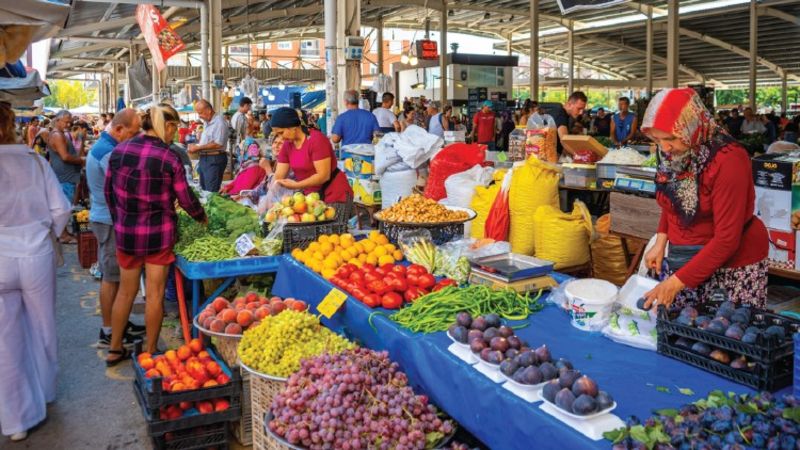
[189,99,229,192]
[230,97,252,170]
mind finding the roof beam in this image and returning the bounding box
[53,42,128,58]
[757,5,800,26]
[57,16,136,37]
[60,36,144,45]
[587,37,712,84]
[178,5,323,35]
[510,44,632,81]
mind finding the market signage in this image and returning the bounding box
[556,0,629,14]
[416,40,439,60]
[136,4,185,72]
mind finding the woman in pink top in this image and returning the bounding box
[221,138,268,195]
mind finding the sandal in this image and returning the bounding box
[106,348,131,367]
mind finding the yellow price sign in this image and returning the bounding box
[316,288,348,318]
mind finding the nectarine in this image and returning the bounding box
[189,338,203,354]
[197,401,214,414]
[145,368,161,379]
[255,306,269,320]
[202,380,219,388]
[216,374,230,384]
[213,398,230,412]
[176,345,192,361]
[206,361,222,377]
[212,297,229,313]
[245,292,259,303]
[224,323,242,335]
[209,319,225,333]
[237,310,254,328]
[220,308,237,323]
[139,357,155,370]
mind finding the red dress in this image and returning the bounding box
[277,130,352,203]
[657,143,768,289]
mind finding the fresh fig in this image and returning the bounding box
[448,324,468,343]
[571,375,599,397]
[505,349,519,360]
[483,327,500,342]
[695,316,712,329]
[470,339,487,353]
[680,306,699,320]
[724,324,745,341]
[555,358,574,371]
[467,329,484,343]
[539,362,558,380]
[542,380,561,403]
[514,350,538,367]
[534,344,552,363]
[497,325,514,338]
[559,370,582,389]
[555,388,576,412]
[483,313,501,328]
[742,332,759,344]
[596,391,615,410]
[521,366,544,385]
[691,342,712,356]
[730,356,748,370]
[709,349,731,364]
[500,359,519,377]
[675,337,694,349]
[706,319,727,335]
[470,317,488,331]
[765,325,786,340]
[572,394,599,415]
[456,311,472,328]
[479,347,492,361]
[490,337,510,353]
[486,350,504,364]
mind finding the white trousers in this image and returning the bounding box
[0,252,58,436]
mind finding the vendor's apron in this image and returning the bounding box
[317,167,351,204]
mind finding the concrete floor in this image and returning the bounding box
[1,247,155,449]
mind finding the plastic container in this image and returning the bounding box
[564,279,619,331]
[508,126,527,162]
[278,194,353,253]
[151,421,229,450]
[562,164,597,189]
[77,231,98,269]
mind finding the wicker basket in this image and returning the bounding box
[245,367,288,450]
[232,367,253,446]
[212,335,242,368]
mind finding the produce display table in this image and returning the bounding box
[271,257,780,450]
[175,255,283,338]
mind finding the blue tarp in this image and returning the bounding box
[271,257,787,450]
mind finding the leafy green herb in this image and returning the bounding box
[678,387,695,396]
[654,408,679,418]
[656,386,670,393]
[783,407,800,423]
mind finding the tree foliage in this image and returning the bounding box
[43,80,98,110]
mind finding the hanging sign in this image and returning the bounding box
[416,40,439,60]
[136,4,185,72]
[556,0,628,15]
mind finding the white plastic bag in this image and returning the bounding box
[257,178,295,215]
[601,275,659,351]
[444,165,494,209]
[526,112,556,131]
[379,170,417,209]
[394,125,444,169]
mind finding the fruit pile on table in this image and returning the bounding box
[329,263,455,308]
[264,191,336,224]
[291,231,403,279]
[195,292,306,335]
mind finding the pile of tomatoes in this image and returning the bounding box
[329,263,456,309]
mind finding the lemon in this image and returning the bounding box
[321,268,336,279]
[375,234,389,245]
[323,258,338,270]
[312,251,325,261]
[308,242,321,253]
[318,235,330,245]
[366,253,378,266]
[384,243,396,253]
[392,250,403,261]
[320,242,334,255]
[328,235,340,246]
[378,255,394,266]
[373,246,388,257]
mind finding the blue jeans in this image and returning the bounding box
[198,154,228,192]
[60,182,76,204]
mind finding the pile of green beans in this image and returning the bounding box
[389,285,543,333]
[178,236,237,262]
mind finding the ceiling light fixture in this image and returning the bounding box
[409,56,418,66]
[401,54,410,64]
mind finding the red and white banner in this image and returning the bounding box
[135,4,185,72]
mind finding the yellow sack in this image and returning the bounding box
[470,183,501,239]
[533,201,593,269]
[508,157,560,255]
[591,214,629,286]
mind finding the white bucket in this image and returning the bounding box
[565,278,619,331]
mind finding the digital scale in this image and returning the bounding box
[468,254,557,294]
[613,166,657,195]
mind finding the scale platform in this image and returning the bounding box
[469,268,558,294]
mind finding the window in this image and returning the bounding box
[467,66,502,87]
[300,40,319,58]
[425,67,441,88]
[263,43,272,49]
[389,41,402,55]
[368,38,378,54]
[277,41,292,50]
[369,63,378,75]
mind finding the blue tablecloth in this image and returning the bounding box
[175,255,282,280]
[272,257,770,450]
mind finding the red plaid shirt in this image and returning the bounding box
[105,134,206,256]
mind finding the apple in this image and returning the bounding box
[306,192,320,203]
[265,211,277,223]
[324,207,336,220]
[293,201,308,214]
[301,213,315,223]
[316,214,325,221]
[281,207,294,217]
[281,195,293,207]
[292,192,305,204]
[287,215,299,223]
[311,202,326,217]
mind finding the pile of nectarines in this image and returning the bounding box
[137,338,231,393]
[158,398,230,420]
[196,292,307,335]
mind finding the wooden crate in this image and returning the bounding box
[609,192,660,240]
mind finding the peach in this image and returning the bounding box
[211,297,230,313]
[202,380,219,388]
[255,306,270,320]
[170,382,186,392]
[269,302,286,316]
[197,401,214,414]
[202,316,215,330]
[216,374,230,384]
[237,310,254,328]
[139,357,155,370]
[245,302,259,311]
[189,338,203,354]
[220,309,237,323]
[206,361,222,377]
[137,352,152,364]
[145,368,161,379]
[259,296,268,304]
[224,323,242,335]
[245,292,259,303]
[177,345,192,361]
[213,398,230,412]
[209,319,226,333]
[178,401,193,411]
[197,350,210,360]
[165,350,178,362]
[291,301,306,312]
[232,298,246,310]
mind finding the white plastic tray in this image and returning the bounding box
[539,396,617,420]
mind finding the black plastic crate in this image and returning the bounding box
[134,379,241,437]
[133,343,241,409]
[379,222,464,246]
[151,421,230,450]
[656,304,800,364]
[657,334,793,391]
[280,222,348,254]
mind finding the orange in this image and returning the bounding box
[373,246,388,257]
[291,248,305,262]
[328,235,340,246]
[308,242,321,253]
[368,230,380,242]
[340,236,354,248]
[348,258,362,267]
[383,243,397,253]
[366,253,378,266]
[353,242,365,254]
[375,234,389,246]
[392,250,403,261]
[378,255,394,266]
[322,268,336,279]
[323,258,338,270]
[320,242,334,255]
[361,240,376,252]
[358,253,368,263]
[318,235,330,245]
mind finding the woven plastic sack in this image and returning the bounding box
[533,200,593,269]
[445,165,494,208]
[508,157,560,254]
[469,183,501,239]
[423,143,486,200]
[591,214,629,286]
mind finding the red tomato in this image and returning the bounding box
[381,292,403,309]
[348,271,364,285]
[391,265,407,276]
[433,279,457,291]
[417,273,435,290]
[367,280,390,295]
[407,264,427,276]
[351,288,366,302]
[404,286,423,302]
[406,273,419,286]
[362,293,381,308]
[386,276,408,292]
[380,263,395,273]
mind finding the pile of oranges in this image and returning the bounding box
[291,231,403,279]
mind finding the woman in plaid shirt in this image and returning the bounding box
[104,104,207,365]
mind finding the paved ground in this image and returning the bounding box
[1,247,157,449]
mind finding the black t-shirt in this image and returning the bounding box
[724,116,744,138]
[551,106,574,155]
[593,116,611,137]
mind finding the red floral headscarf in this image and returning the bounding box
[641,88,733,225]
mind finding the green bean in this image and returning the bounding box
[390,286,543,333]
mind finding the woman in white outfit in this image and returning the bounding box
[0,102,71,441]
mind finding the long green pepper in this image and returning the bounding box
[389,285,543,333]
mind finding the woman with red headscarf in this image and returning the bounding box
[641,88,768,309]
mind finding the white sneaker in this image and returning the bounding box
[10,431,28,441]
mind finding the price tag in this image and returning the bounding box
[317,288,348,318]
[234,233,257,257]
[497,151,508,162]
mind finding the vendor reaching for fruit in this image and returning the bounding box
[641,88,768,310]
[270,107,352,203]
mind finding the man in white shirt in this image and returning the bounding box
[230,97,252,170]
[741,107,766,135]
[188,99,230,192]
[372,92,400,133]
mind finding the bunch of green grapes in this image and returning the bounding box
[238,310,353,377]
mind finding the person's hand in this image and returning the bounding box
[644,244,665,275]
[276,179,300,189]
[187,144,198,153]
[643,275,685,309]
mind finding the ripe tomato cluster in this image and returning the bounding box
[329,263,457,309]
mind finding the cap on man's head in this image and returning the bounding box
[482,100,493,108]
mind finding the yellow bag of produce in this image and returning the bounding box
[591,214,629,286]
[469,183,501,239]
[533,201,593,269]
[508,157,560,254]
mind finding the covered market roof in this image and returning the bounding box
[48,0,800,88]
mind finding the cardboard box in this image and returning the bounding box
[347,175,381,206]
[341,145,375,179]
[559,134,609,158]
[609,192,661,240]
[767,228,797,269]
[752,154,800,233]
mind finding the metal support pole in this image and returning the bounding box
[152,58,159,103]
[377,17,384,75]
[112,63,119,111]
[440,0,448,104]
[645,6,653,98]
[507,34,512,56]
[210,0,223,108]
[530,0,539,102]
[781,72,788,113]
[324,0,338,133]
[345,0,361,93]
[200,0,210,101]
[567,24,574,95]
[666,0,679,88]
[749,0,758,110]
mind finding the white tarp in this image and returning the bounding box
[0,0,70,57]
[0,70,50,107]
